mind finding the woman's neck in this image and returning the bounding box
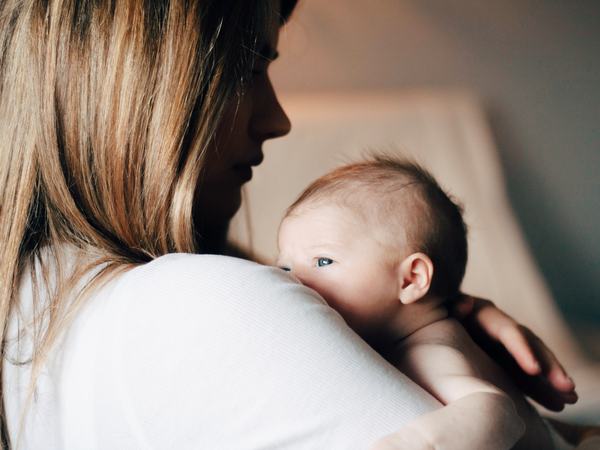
[195,224,229,255]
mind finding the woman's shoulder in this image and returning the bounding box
[106,252,327,321]
[120,252,312,297]
[131,252,276,281]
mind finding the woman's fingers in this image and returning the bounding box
[525,329,577,399]
[496,324,541,376]
[466,297,541,374]
[511,324,577,403]
[454,294,578,411]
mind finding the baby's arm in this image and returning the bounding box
[375,319,525,450]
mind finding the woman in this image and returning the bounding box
[0,0,577,448]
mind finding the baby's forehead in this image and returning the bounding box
[295,184,419,219]
[278,202,360,251]
[285,200,363,228]
[285,196,414,245]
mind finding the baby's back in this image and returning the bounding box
[388,318,553,450]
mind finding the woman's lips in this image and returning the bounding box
[233,154,263,182]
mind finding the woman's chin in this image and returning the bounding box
[195,188,242,232]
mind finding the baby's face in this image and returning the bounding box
[277,203,401,341]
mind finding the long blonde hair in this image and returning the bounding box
[0,0,294,445]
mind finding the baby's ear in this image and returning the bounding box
[396,252,434,304]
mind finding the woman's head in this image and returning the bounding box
[194,8,292,246]
[0,0,295,444]
[0,0,294,262]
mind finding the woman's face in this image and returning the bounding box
[195,24,291,239]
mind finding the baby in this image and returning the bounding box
[276,156,569,450]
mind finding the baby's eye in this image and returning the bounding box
[279,266,291,272]
[316,257,334,267]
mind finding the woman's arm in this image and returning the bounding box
[451,294,577,411]
[371,392,523,450]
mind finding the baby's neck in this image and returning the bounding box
[373,295,449,352]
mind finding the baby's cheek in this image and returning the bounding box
[294,273,333,302]
[309,280,342,307]
[303,275,348,309]
[300,271,378,331]
[326,288,373,324]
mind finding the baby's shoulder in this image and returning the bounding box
[394,318,486,371]
[393,319,486,380]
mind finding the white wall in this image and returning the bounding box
[271,0,600,351]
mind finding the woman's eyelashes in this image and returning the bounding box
[315,257,334,267]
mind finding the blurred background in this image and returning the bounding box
[267,0,600,357]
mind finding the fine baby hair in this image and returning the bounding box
[285,154,468,299]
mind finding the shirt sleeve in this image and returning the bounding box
[89,253,441,449]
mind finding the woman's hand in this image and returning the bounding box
[451,294,578,411]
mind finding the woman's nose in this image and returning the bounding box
[250,78,292,141]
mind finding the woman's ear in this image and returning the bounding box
[397,252,434,304]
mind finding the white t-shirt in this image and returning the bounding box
[4,251,440,449]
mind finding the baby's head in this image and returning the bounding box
[277,155,467,342]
